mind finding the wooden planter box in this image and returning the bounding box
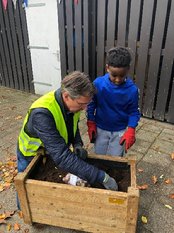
[14,153,139,233]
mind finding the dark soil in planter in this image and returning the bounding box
[29,156,131,192]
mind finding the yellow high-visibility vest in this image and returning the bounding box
[18,91,80,156]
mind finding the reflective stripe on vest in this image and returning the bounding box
[18,91,80,156]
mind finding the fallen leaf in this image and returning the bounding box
[0,219,6,224]
[137,184,148,190]
[15,115,22,120]
[0,213,6,219]
[7,161,16,167]
[23,228,29,233]
[138,168,144,173]
[165,204,172,209]
[152,175,158,184]
[0,185,4,192]
[169,194,174,199]
[141,216,148,224]
[14,223,20,231]
[7,223,12,231]
[17,211,23,218]
[5,211,15,219]
[3,183,11,190]
[171,153,174,160]
[164,179,172,184]
[4,176,14,183]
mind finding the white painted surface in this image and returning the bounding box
[25,0,61,94]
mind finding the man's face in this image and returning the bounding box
[63,93,92,113]
[106,65,129,85]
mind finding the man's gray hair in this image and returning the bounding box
[61,71,95,99]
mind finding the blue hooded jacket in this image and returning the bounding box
[87,73,140,131]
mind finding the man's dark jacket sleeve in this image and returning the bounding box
[27,109,104,184]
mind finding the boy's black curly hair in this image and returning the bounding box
[106,47,131,68]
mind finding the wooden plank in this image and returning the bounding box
[129,159,137,188]
[106,0,117,51]
[26,181,128,232]
[83,0,89,74]
[127,0,141,77]
[0,1,13,88]
[57,0,67,78]
[14,154,42,223]
[125,187,139,233]
[8,0,24,91]
[117,0,128,47]
[74,0,82,71]
[154,0,174,121]
[14,173,32,224]
[96,0,106,76]
[4,1,20,90]
[66,0,74,72]
[29,204,126,233]
[135,0,154,109]
[26,180,127,206]
[18,0,34,93]
[88,153,129,163]
[143,0,168,118]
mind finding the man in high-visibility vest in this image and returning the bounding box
[17,71,118,208]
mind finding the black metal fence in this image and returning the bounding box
[58,0,174,124]
[0,0,34,93]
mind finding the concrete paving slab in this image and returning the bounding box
[136,129,159,143]
[151,139,174,155]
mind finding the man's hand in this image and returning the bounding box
[87,120,97,143]
[74,145,88,160]
[119,127,135,152]
[103,173,118,191]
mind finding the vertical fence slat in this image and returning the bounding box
[135,0,154,110]
[166,75,174,123]
[106,0,117,51]
[66,0,74,72]
[75,0,82,71]
[0,1,13,88]
[143,0,168,118]
[15,1,29,91]
[0,52,5,86]
[88,0,96,80]
[97,0,106,76]
[4,2,19,90]
[19,0,34,93]
[58,0,67,78]
[128,0,141,77]
[83,0,89,74]
[117,0,128,47]
[154,0,174,121]
[0,33,8,86]
[8,1,23,91]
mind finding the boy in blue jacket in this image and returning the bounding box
[87,47,140,156]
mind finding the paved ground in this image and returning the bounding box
[0,86,174,233]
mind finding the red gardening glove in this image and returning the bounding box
[119,127,135,152]
[87,120,97,143]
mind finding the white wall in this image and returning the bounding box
[25,0,61,94]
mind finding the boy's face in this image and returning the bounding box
[106,65,129,85]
